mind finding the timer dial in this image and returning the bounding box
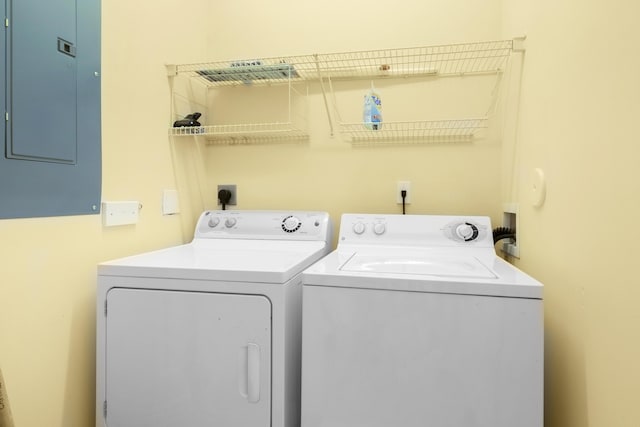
[282,216,302,233]
[455,222,479,241]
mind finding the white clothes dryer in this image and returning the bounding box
[96,210,332,427]
[301,214,543,427]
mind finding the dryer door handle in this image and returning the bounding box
[247,343,261,403]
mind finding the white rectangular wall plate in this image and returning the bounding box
[502,202,519,258]
[162,190,180,215]
[102,201,140,227]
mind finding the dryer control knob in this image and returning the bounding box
[373,223,386,235]
[455,222,479,241]
[282,216,302,233]
[353,222,366,235]
[208,217,220,228]
[225,218,237,228]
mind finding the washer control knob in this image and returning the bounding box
[225,218,237,228]
[282,216,302,233]
[208,217,220,228]
[353,222,366,235]
[373,223,386,235]
[455,222,479,241]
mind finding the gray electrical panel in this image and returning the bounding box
[1,0,101,219]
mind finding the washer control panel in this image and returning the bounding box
[195,210,331,241]
[339,214,493,248]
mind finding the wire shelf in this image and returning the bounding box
[339,118,489,143]
[173,56,320,88]
[205,134,310,146]
[316,40,514,80]
[170,39,515,87]
[168,38,521,142]
[169,122,308,140]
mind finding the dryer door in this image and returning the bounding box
[105,288,271,427]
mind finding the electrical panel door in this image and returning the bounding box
[1,0,101,218]
[104,289,272,427]
[7,0,77,163]
[1,1,5,153]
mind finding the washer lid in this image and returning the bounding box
[340,252,497,279]
[303,249,543,299]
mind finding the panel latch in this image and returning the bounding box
[57,37,76,57]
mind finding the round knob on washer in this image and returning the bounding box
[282,216,301,232]
[455,222,480,241]
[208,217,220,228]
[225,218,237,228]
[455,223,474,240]
[353,222,366,235]
[373,223,386,235]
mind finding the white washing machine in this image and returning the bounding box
[96,210,332,427]
[301,213,543,427]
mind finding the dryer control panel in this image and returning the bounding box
[339,214,493,248]
[195,210,332,242]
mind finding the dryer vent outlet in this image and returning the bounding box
[502,204,519,258]
[217,185,237,206]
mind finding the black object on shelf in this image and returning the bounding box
[173,112,202,127]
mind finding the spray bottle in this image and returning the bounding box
[363,82,383,130]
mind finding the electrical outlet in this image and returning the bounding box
[396,181,411,204]
[217,184,237,206]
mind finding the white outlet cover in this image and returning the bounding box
[163,190,180,215]
[531,168,546,208]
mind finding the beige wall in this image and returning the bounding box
[1,0,639,426]
[502,1,640,426]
